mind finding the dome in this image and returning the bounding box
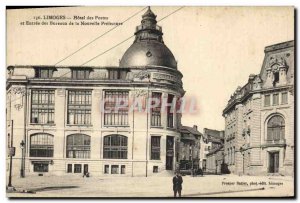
[120,41,177,69]
[119,7,177,69]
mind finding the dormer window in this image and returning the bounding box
[35,67,55,78]
[273,72,279,86]
[71,69,91,79]
[108,69,128,80]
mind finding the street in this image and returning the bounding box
[7,174,294,198]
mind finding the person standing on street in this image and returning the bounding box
[173,171,183,197]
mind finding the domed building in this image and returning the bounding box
[120,8,177,69]
[6,7,185,177]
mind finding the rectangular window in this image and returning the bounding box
[264,94,270,107]
[103,135,128,159]
[153,166,158,173]
[67,164,72,173]
[281,92,288,104]
[71,69,90,79]
[31,90,55,124]
[33,163,49,172]
[67,90,92,125]
[111,165,119,174]
[273,93,279,106]
[74,164,82,173]
[121,165,126,174]
[104,165,109,174]
[167,94,174,128]
[151,92,162,127]
[104,91,129,126]
[151,136,161,160]
[35,68,54,79]
[108,69,128,80]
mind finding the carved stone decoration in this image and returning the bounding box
[252,75,262,90]
[11,86,27,96]
[7,66,14,76]
[289,86,294,96]
[132,89,148,97]
[11,87,27,111]
[152,73,182,85]
[269,56,287,71]
[133,70,150,80]
[14,104,23,111]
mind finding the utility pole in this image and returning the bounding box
[7,120,15,191]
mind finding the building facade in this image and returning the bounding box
[178,125,201,171]
[223,41,294,176]
[203,128,224,174]
[6,8,185,177]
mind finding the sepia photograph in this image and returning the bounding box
[5,6,295,198]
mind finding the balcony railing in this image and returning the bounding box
[136,25,162,32]
[263,139,286,148]
[265,139,286,145]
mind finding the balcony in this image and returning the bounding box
[263,139,286,148]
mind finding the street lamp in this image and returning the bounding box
[20,140,25,178]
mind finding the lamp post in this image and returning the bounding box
[20,140,25,178]
[7,120,15,191]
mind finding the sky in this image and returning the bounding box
[6,6,294,132]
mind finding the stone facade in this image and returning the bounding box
[6,8,186,177]
[203,128,224,174]
[223,40,294,176]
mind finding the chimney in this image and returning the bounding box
[193,125,198,131]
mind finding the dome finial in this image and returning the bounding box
[142,6,156,19]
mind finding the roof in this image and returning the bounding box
[181,133,197,141]
[120,41,177,69]
[180,126,202,136]
[203,128,224,143]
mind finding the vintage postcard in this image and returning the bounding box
[6,6,294,198]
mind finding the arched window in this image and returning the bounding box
[267,115,285,141]
[66,134,91,158]
[30,133,54,157]
[103,135,128,159]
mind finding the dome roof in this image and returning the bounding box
[120,41,177,69]
[119,7,177,69]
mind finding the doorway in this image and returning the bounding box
[166,136,174,170]
[268,151,279,173]
[84,164,89,175]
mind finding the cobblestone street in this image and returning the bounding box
[7,174,294,198]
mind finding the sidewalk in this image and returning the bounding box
[7,174,294,198]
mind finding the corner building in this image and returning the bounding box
[223,41,294,176]
[6,8,185,177]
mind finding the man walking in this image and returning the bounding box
[173,171,183,197]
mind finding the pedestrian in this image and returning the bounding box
[173,171,183,197]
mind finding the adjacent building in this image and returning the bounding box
[178,125,202,171]
[203,128,224,174]
[223,40,294,176]
[6,8,185,177]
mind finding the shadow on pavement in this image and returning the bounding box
[31,186,79,192]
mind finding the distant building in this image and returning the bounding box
[199,132,210,171]
[203,128,224,174]
[223,41,294,176]
[178,125,202,171]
